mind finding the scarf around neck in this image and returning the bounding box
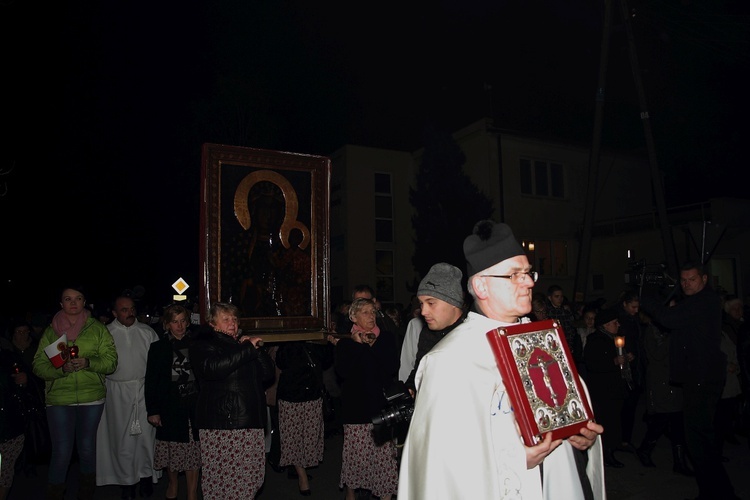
[351,323,381,338]
[52,308,90,342]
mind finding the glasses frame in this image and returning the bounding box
[480,271,539,283]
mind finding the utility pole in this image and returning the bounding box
[617,0,679,279]
[573,0,679,303]
[573,0,614,304]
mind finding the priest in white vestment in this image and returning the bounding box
[96,296,160,498]
[398,221,605,500]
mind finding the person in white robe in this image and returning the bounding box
[96,296,160,498]
[398,221,605,500]
[398,316,423,382]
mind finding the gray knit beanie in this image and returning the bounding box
[417,263,464,309]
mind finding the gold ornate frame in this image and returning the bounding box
[200,143,331,341]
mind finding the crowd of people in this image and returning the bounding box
[1,220,749,500]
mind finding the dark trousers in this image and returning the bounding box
[715,395,740,456]
[641,410,686,445]
[620,385,642,444]
[683,383,736,499]
[592,397,624,450]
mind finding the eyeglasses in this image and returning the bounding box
[481,271,538,284]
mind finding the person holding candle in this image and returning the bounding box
[32,284,118,500]
[616,290,645,454]
[583,306,631,468]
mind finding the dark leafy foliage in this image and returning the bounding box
[409,123,493,291]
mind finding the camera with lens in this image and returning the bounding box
[625,258,674,295]
[371,381,414,434]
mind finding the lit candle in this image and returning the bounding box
[615,336,625,356]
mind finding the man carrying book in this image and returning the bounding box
[398,220,605,500]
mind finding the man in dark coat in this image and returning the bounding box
[641,262,738,500]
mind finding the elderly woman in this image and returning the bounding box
[189,302,275,500]
[145,304,201,500]
[328,297,399,500]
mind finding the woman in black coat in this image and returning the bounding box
[583,307,632,468]
[189,302,275,500]
[145,304,201,500]
[328,298,399,500]
[275,340,333,495]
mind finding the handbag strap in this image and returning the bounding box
[302,345,325,392]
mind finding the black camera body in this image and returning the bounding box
[371,381,414,428]
[625,258,674,292]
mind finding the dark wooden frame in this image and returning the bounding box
[200,143,331,341]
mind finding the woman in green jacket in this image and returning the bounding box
[32,285,118,500]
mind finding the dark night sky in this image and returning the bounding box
[1,0,748,313]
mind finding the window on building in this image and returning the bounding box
[519,158,565,198]
[374,173,395,303]
[374,172,393,243]
[375,250,395,303]
[530,240,569,277]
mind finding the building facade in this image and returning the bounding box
[329,118,749,312]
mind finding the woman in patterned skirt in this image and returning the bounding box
[189,302,275,500]
[145,304,201,500]
[328,298,400,500]
[275,340,334,495]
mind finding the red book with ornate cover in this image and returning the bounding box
[486,319,594,446]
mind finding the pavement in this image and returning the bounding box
[7,400,750,499]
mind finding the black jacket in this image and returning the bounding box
[641,285,726,388]
[334,329,399,424]
[275,341,334,403]
[189,328,276,430]
[583,329,629,401]
[145,333,200,442]
[1,348,29,441]
[616,308,644,389]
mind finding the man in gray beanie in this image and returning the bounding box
[402,263,467,395]
[399,220,605,500]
